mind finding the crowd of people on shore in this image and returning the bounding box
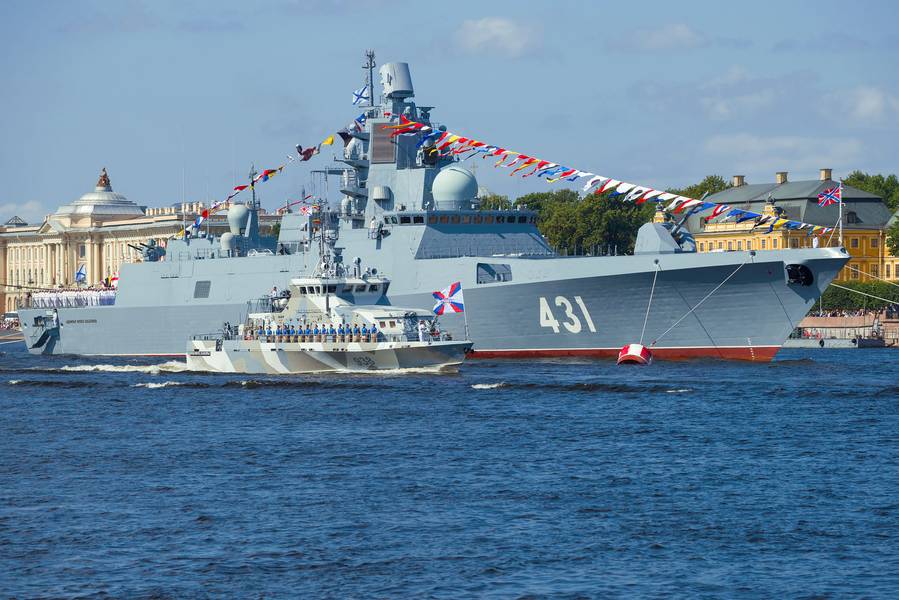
[1,318,19,331]
[26,287,116,308]
[813,306,899,318]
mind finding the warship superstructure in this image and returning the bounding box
[19,56,849,361]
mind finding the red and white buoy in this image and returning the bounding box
[617,343,653,365]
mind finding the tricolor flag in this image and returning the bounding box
[817,183,842,207]
[432,282,464,315]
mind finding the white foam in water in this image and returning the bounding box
[133,381,186,389]
[666,388,692,393]
[57,361,190,375]
[8,379,21,385]
[471,383,507,390]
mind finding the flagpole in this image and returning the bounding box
[838,182,844,247]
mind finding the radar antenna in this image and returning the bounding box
[363,50,376,107]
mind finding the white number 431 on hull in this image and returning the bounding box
[538,296,596,334]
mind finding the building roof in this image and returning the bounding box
[688,178,893,232]
[52,168,145,220]
[4,216,28,227]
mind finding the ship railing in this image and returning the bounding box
[24,289,116,309]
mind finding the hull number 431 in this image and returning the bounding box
[539,296,596,334]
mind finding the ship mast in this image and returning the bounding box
[363,50,376,107]
[248,164,258,209]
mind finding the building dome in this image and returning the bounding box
[53,168,145,220]
[432,166,478,210]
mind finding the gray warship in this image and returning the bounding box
[19,56,849,361]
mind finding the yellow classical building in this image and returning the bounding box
[0,169,277,313]
[689,170,898,283]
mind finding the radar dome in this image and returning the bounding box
[228,203,250,235]
[432,166,478,210]
[220,232,237,254]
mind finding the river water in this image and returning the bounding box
[2,343,898,597]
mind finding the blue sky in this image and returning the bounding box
[1,0,897,223]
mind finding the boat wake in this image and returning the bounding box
[57,361,190,375]
[471,382,508,390]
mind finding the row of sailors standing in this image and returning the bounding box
[28,288,116,308]
[249,321,380,344]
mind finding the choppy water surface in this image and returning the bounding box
[2,343,898,597]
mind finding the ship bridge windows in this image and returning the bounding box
[413,215,424,224]
[400,216,411,224]
[477,263,512,284]
[326,285,337,293]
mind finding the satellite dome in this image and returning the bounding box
[220,231,237,253]
[432,166,478,210]
[228,203,250,235]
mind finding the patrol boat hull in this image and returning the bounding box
[187,338,471,374]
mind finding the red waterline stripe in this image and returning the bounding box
[470,346,780,362]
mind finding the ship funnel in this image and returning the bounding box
[228,203,250,235]
[379,62,414,99]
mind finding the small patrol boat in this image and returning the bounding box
[186,246,472,374]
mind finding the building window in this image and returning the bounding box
[761,239,766,249]
[790,238,799,249]
[773,239,778,249]
[851,238,859,249]
[726,241,732,251]
[699,242,705,251]
[871,238,879,249]
[79,244,86,258]
[718,241,723,250]
[871,265,879,278]
[886,263,891,278]
[846,211,858,224]
[737,240,742,250]
[746,240,752,250]
[850,268,859,280]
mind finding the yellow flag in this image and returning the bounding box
[321,135,335,146]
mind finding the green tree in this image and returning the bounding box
[819,280,899,311]
[518,189,654,254]
[667,174,731,200]
[886,218,899,257]
[478,193,511,211]
[842,170,899,211]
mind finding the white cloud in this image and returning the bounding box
[702,133,864,175]
[455,18,538,58]
[636,23,705,51]
[631,67,818,122]
[0,200,48,225]
[835,86,899,123]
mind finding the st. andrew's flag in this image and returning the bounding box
[432,282,464,315]
[74,264,86,283]
[352,85,370,106]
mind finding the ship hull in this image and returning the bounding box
[186,339,471,374]
[18,247,847,361]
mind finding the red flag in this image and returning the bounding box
[233,185,248,192]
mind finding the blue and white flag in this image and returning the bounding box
[352,85,370,106]
[75,264,86,283]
